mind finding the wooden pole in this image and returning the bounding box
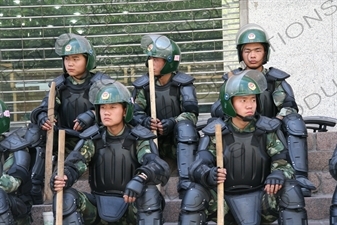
[44,81,55,204]
[56,129,65,225]
[215,124,224,225]
[148,59,157,146]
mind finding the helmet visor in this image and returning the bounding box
[141,34,173,59]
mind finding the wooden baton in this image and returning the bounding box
[44,81,55,204]
[56,129,65,225]
[215,124,224,224]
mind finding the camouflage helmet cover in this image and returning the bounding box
[90,80,134,123]
[0,100,10,134]
[236,23,270,64]
[220,70,267,117]
[141,34,181,74]
[55,33,96,71]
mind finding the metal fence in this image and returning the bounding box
[0,0,240,128]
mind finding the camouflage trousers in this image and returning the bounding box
[77,192,137,225]
[207,189,279,225]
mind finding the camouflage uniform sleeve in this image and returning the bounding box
[0,153,21,193]
[175,112,197,124]
[266,132,294,179]
[134,89,147,111]
[70,139,96,176]
[273,81,297,117]
[136,139,152,164]
[207,135,217,157]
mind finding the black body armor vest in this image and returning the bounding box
[89,126,140,195]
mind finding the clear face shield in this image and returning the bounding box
[141,34,173,59]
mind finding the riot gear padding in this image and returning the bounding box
[330,145,337,180]
[55,33,96,72]
[220,70,267,117]
[93,80,134,123]
[331,188,337,224]
[141,34,181,74]
[278,179,308,225]
[236,23,271,64]
[137,153,170,186]
[0,100,10,134]
[225,190,263,225]
[8,151,31,187]
[179,183,209,225]
[175,120,199,180]
[53,188,83,225]
[0,189,15,225]
[136,185,164,225]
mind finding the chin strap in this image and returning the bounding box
[236,113,256,122]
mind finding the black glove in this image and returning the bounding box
[76,110,95,130]
[206,167,218,186]
[37,111,48,128]
[265,170,285,186]
[161,118,176,135]
[142,117,152,130]
[124,175,146,198]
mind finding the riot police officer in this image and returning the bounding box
[211,23,315,197]
[51,80,170,224]
[179,70,308,225]
[29,33,112,204]
[132,34,199,198]
[0,100,34,224]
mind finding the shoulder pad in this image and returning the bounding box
[90,71,111,82]
[132,74,149,88]
[172,72,195,86]
[222,68,242,81]
[52,74,66,89]
[79,124,101,140]
[130,125,156,140]
[255,116,281,132]
[202,118,226,135]
[267,67,290,80]
[0,130,29,152]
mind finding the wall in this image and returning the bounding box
[242,0,337,129]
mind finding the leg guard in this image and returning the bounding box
[30,146,45,204]
[53,188,84,225]
[175,120,199,197]
[136,185,164,225]
[179,183,210,225]
[278,179,308,225]
[330,186,337,224]
[282,113,315,196]
[0,189,15,225]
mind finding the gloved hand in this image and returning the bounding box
[206,167,218,186]
[265,170,285,186]
[161,117,176,135]
[37,111,48,128]
[75,110,95,130]
[124,175,146,198]
[142,117,152,130]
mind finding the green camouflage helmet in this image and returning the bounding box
[93,81,134,123]
[220,70,267,117]
[141,34,181,74]
[0,100,10,134]
[236,23,270,64]
[55,33,96,71]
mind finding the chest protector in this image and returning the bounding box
[89,126,140,195]
[55,72,109,129]
[133,72,196,120]
[222,124,271,193]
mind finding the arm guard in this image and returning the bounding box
[7,150,31,184]
[136,153,170,186]
[181,85,199,116]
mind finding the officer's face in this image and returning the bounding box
[100,103,125,129]
[241,43,265,71]
[232,95,257,117]
[64,54,87,77]
[151,57,166,76]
